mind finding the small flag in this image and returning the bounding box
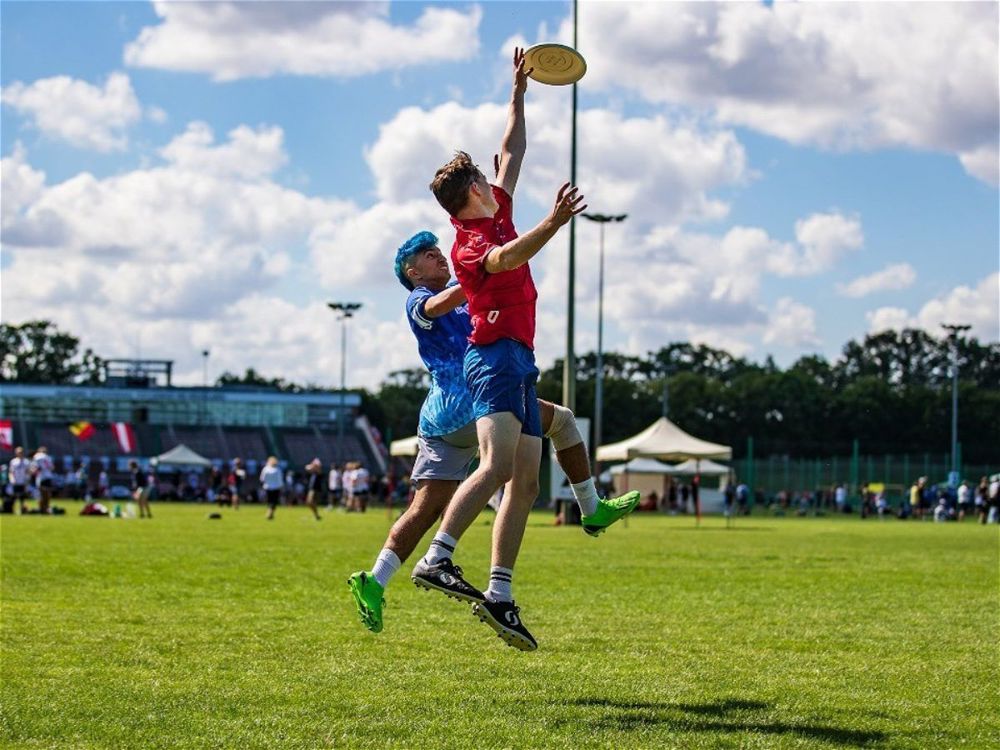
[0,419,12,450]
[112,422,136,453]
[69,421,96,441]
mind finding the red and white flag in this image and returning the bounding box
[0,419,12,451]
[112,422,136,453]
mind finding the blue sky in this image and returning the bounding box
[2,1,997,389]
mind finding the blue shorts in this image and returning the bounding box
[464,339,541,438]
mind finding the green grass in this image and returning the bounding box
[2,504,998,749]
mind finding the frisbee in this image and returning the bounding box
[525,43,587,86]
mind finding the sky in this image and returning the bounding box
[1,1,997,391]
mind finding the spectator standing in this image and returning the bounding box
[8,447,31,514]
[988,476,1000,524]
[679,483,690,514]
[956,480,971,521]
[129,460,152,519]
[736,482,749,515]
[230,458,246,510]
[31,446,55,514]
[834,483,847,513]
[343,462,357,511]
[304,459,323,521]
[259,457,283,520]
[875,489,888,519]
[975,477,989,524]
[353,461,370,513]
[98,468,109,499]
[327,464,342,510]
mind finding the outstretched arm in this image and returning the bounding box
[423,284,467,319]
[496,47,531,197]
[485,183,586,273]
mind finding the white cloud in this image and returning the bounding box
[866,273,999,341]
[837,262,916,298]
[159,122,288,179]
[124,1,482,81]
[763,298,820,347]
[1,72,142,152]
[366,95,748,227]
[575,2,999,184]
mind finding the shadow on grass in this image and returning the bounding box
[558,697,887,747]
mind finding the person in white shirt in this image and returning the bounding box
[834,483,847,513]
[957,480,971,521]
[98,469,109,499]
[343,463,357,512]
[31,446,55,514]
[260,457,284,520]
[353,462,370,513]
[8,447,31,514]
[327,464,342,510]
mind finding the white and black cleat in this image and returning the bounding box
[411,558,484,603]
[472,598,537,652]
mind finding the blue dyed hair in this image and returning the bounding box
[394,231,438,290]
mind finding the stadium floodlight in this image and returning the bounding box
[581,213,627,473]
[328,302,363,446]
[941,323,971,485]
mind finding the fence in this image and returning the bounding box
[733,449,996,503]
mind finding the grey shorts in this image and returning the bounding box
[410,421,478,482]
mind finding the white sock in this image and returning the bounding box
[486,566,514,602]
[424,531,457,565]
[572,478,600,516]
[371,548,401,588]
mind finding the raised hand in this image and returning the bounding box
[513,47,533,96]
[549,182,587,227]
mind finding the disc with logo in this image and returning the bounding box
[525,43,587,86]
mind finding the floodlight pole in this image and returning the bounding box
[563,0,579,414]
[942,323,970,485]
[582,212,627,474]
[201,349,210,425]
[328,302,362,446]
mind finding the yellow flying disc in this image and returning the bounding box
[525,43,587,86]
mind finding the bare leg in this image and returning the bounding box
[438,413,521,541]
[491,434,542,569]
[537,399,591,484]
[385,480,458,562]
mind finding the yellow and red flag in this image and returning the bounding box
[69,421,96,441]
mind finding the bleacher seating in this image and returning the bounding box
[35,423,134,458]
[161,426,226,460]
[224,428,269,462]
[279,428,368,469]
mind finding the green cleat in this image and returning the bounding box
[581,491,641,537]
[348,571,385,633]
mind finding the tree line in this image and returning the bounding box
[2,321,997,462]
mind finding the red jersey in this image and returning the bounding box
[451,185,538,349]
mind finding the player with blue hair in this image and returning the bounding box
[347,226,639,640]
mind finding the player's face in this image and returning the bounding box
[409,247,451,289]
[473,170,499,215]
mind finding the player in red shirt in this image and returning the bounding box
[411,49,637,651]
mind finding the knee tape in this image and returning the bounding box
[545,404,583,451]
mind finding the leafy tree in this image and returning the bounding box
[0,320,103,384]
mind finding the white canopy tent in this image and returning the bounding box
[596,417,732,462]
[151,444,212,468]
[670,458,732,476]
[389,435,420,458]
[609,458,678,475]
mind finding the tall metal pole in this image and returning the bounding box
[339,315,347,445]
[562,0,579,413]
[582,213,626,472]
[594,221,605,471]
[942,323,970,485]
[328,302,362,447]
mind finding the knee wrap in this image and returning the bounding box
[545,404,583,451]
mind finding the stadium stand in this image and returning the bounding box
[279,427,367,468]
[36,423,133,459]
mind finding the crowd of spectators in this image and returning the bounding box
[0,444,393,515]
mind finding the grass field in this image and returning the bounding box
[2,504,997,749]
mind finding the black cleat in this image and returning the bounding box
[472,598,538,652]
[411,558,484,603]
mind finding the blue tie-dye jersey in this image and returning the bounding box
[406,285,474,437]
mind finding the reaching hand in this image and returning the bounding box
[549,183,587,227]
[513,47,532,96]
